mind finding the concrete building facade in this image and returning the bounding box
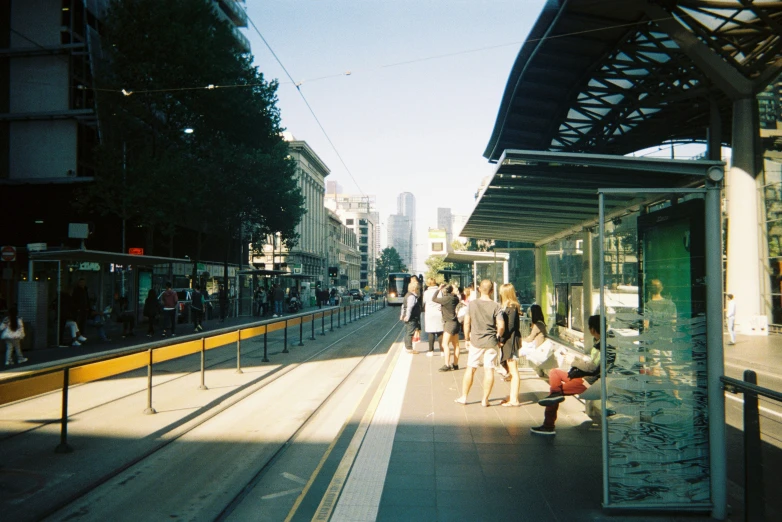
[387,192,416,271]
[325,193,378,290]
[326,209,360,290]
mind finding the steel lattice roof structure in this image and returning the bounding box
[484,0,782,161]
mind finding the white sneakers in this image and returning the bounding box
[273,314,278,318]
[426,351,434,357]
[72,341,81,346]
[77,335,87,342]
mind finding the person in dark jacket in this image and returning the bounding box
[433,283,461,371]
[72,278,90,334]
[191,284,205,332]
[143,289,160,337]
[498,283,522,406]
[400,279,421,354]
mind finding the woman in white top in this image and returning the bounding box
[423,278,443,356]
[2,307,28,365]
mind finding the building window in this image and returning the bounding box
[432,242,444,252]
[346,219,354,225]
[359,219,368,226]
[360,246,368,253]
[360,227,368,235]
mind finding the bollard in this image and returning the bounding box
[298,316,305,346]
[283,319,289,353]
[144,348,156,414]
[236,332,243,374]
[333,308,338,329]
[320,311,326,335]
[198,337,208,390]
[744,370,765,522]
[54,369,73,454]
[262,328,269,362]
[311,312,316,340]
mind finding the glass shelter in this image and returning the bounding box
[461,150,726,516]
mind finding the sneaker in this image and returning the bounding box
[162,332,167,337]
[530,425,556,436]
[538,393,565,406]
[171,333,177,337]
[426,351,434,357]
[77,336,87,342]
[5,360,13,366]
[17,357,28,364]
[452,364,459,370]
[405,349,415,354]
[72,341,82,347]
[438,364,452,372]
[273,314,278,318]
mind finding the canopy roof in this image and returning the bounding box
[485,0,782,161]
[29,249,191,266]
[443,251,509,265]
[461,150,723,246]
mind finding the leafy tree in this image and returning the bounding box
[375,247,408,290]
[87,0,304,284]
[424,255,452,284]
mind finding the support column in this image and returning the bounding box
[582,229,593,332]
[535,246,545,308]
[726,97,764,330]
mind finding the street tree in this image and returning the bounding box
[87,0,304,286]
[424,255,452,284]
[375,247,408,290]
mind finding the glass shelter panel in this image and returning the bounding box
[600,194,710,510]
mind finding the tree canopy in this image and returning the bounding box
[85,0,304,259]
[424,255,452,284]
[375,247,408,290]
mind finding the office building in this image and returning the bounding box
[325,192,378,289]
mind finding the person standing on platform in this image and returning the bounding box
[218,284,228,323]
[161,282,178,337]
[143,289,160,337]
[273,284,285,317]
[433,283,460,371]
[498,283,522,406]
[455,279,504,407]
[191,284,205,332]
[423,278,443,357]
[400,278,421,354]
[726,293,736,345]
[2,307,28,365]
[72,278,90,335]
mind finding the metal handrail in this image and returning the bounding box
[720,370,781,522]
[0,298,387,454]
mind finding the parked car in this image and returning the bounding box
[348,289,364,301]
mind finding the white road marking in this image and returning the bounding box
[725,392,782,421]
[261,488,304,500]
[281,472,307,485]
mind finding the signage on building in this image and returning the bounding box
[128,248,144,255]
[79,262,101,272]
[1,245,17,262]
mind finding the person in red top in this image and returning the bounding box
[160,282,179,337]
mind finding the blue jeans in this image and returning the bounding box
[274,300,283,315]
[163,309,176,334]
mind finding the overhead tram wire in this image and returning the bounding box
[245,12,366,198]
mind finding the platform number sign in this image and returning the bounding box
[1,246,16,262]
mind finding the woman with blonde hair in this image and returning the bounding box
[498,283,522,406]
[400,278,422,353]
[433,283,461,371]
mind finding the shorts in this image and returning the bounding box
[443,320,459,335]
[467,346,498,369]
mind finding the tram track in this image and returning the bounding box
[29,308,402,522]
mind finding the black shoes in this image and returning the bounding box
[538,392,565,406]
[530,425,556,436]
[438,365,452,372]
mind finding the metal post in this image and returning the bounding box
[706,176,727,520]
[144,349,156,414]
[320,311,325,335]
[298,316,304,346]
[54,369,73,453]
[236,332,243,374]
[262,328,269,362]
[333,308,338,329]
[283,319,289,353]
[198,338,208,390]
[598,191,609,506]
[310,313,316,340]
[743,370,764,522]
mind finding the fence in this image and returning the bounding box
[721,370,782,522]
[0,299,386,454]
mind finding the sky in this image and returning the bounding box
[243,0,547,272]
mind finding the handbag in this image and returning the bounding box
[526,339,554,366]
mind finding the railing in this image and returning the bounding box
[0,299,387,454]
[721,371,782,522]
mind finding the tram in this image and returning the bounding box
[387,272,414,305]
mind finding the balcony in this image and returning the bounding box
[217,0,248,27]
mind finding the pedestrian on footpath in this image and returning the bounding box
[273,284,285,317]
[161,282,178,337]
[400,278,421,354]
[726,293,736,345]
[498,283,522,406]
[423,278,443,357]
[455,279,504,407]
[191,284,205,332]
[2,307,28,366]
[143,289,160,337]
[433,283,460,371]
[218,284,228,323]
[72,278,90,335]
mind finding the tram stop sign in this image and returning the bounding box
[1,245,16,262]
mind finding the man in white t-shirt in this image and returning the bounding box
[726,293,736,345]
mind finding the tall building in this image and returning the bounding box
[326,209,360,289]
[388,192,416,270]
[325,193,379,289]
[254,135,328,279]
[436,207,469,246]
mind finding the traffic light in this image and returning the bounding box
[328,266,338,278]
